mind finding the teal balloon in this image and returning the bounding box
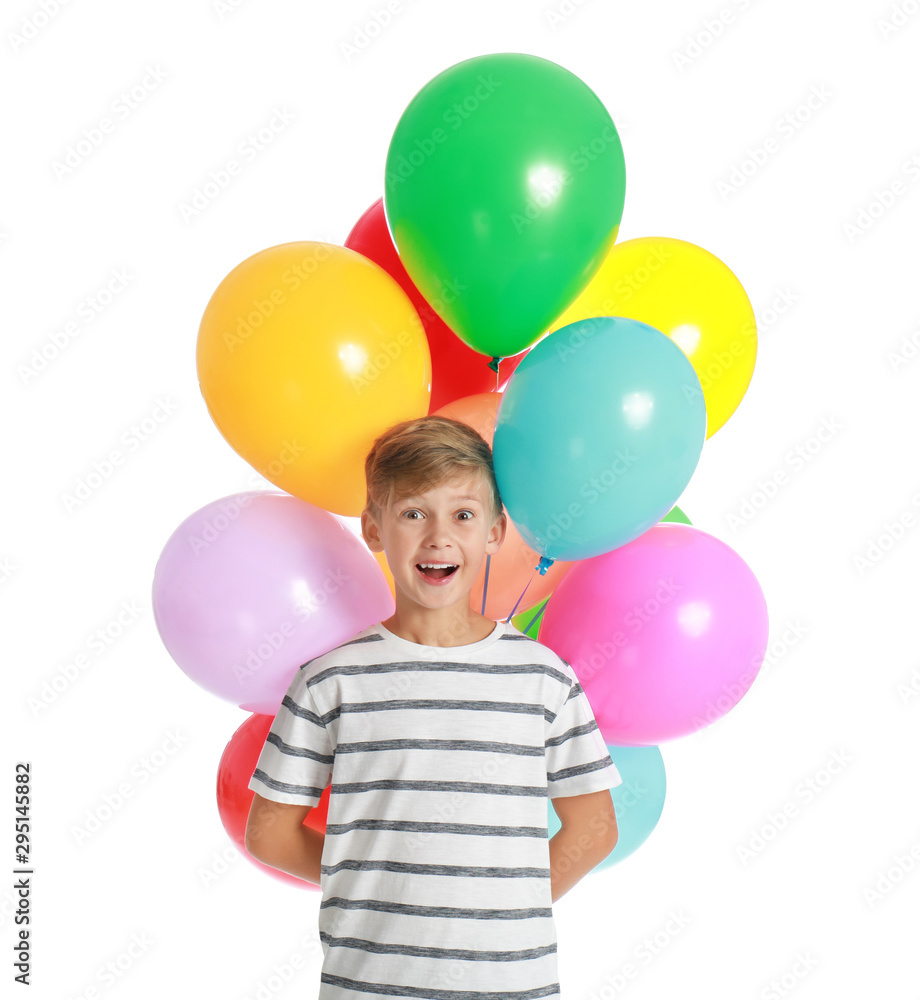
[493,317,706,561]
[548,744,666,868]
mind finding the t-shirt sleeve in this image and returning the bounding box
[247,667,334,807]
[546,659,622,799]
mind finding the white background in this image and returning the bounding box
[4,0,920,997]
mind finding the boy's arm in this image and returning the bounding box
[549,789,618,903]
[244,792,325,885]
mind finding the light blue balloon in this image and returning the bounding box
[548,744,666,868]
[493,317,706,562]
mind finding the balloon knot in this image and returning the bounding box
[536,555,554,576]
[487,356,502,373]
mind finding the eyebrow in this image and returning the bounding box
[401,495,482,505]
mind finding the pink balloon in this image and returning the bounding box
[152,492,394,714]
[539,524,769,745]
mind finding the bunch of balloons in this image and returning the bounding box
[153,52,768,888]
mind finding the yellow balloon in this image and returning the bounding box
[197,242,431,515]
[550,237,756,437]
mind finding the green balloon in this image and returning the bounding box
[661,504,692,525]
[511,596,550,638]
[385,53,625,360]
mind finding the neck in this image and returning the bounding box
[381,606,498,647]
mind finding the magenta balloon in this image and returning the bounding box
[152,492,394,714]
[539,524,769,745]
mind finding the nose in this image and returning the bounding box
[422,514,454,547]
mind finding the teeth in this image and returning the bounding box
[418,563,458,569]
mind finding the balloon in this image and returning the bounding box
[196,241,431,516]
[475,514,573,620]
[345,199,525,409]
[510,505,686,640]
[539,523,770,745]
[152,492,394,714]
[385,52,625,360]
[511,598,549,638]
[550,237,756,437]
[433,391,502,450]
[548,744,666,869]
[661,504,692,525]
[492,317,706,562]
[434,391,574,616]
[216,713,329,891]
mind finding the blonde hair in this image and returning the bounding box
[363,415,504,524]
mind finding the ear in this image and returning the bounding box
[485,510,507,554]
[361,509,384,553]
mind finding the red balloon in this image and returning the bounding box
[345,198,525,412]
[216,713,330,891]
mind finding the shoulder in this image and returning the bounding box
[502,622,566,662]
[295,623,386,686]
[497,623,572,683]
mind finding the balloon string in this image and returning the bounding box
[485,358,498,615]
[523,598,549,637]
[504,556,554,622]
[505,573,534,623]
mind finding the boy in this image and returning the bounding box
[245,415,621,998]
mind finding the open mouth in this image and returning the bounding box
[415,563,459,581]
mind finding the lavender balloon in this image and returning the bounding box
[152,492,394,714]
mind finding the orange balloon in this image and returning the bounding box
[435,392,574,619]
[197,242,431,515]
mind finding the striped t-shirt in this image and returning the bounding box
[248,617,621,999]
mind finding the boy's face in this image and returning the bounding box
[361,473,506,615]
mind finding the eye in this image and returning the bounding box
[401,509,474,520]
